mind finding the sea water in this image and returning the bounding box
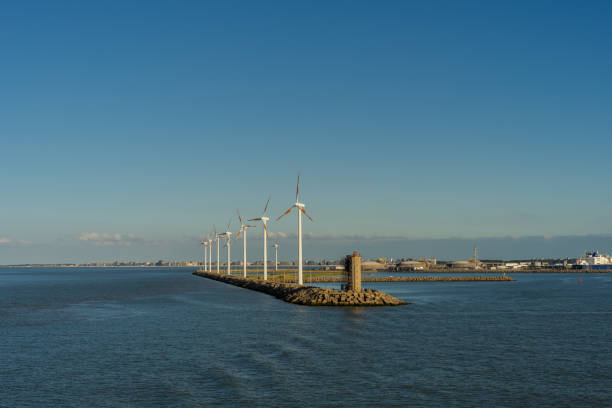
[1,268,610,407]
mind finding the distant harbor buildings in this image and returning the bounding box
[6,249,612,271]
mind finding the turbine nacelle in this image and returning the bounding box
[236,224,255,240]
[218,231,232,239]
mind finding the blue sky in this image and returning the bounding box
[1,0,612,263]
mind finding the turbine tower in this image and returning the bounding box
[208,232,213,272]
[218,219,232,275]
[277,173,313,285]
[215,228,221,274]
[202,235,211,272]
[225,229,232,275]
[249,196,271,280]
[236,209,256,278]
[273,240,279,271]
[200,239,206,271]
[212,225,220,274]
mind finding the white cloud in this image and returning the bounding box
[267,231,289,239]
[78,232,142,247]
[267,232,411,241]
[0,238,32,246]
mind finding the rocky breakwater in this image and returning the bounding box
[193,271,407,306]
[366,275,515,282]
[304,275,516,283]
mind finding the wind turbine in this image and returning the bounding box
[273,239,279,272]
[202,234,212,272]
[217,219,232,275]
[207,231,213,272]
[276,173,313,285]
[212,225,220,274]
[200,239,207,271]
[248,196,271,280]
[236,209,256,278]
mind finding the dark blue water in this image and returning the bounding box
[1,268,611,407]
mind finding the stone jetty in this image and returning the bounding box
[193,271,407,306]
[293,275,515,283]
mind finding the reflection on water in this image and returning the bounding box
[340,306,367,323]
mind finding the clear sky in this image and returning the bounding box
[2,0,612,263]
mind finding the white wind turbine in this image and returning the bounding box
[272,237,284,282]
[236,209,256,278]
[276,173,313,285]
[273,239,279,271]
[212,225,220,274]
[207,231,213,272]
[206,233,213,272]
[200,239,208,272]
[248,196,271,280]
[217,219,232,275]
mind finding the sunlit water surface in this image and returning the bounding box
[1,268,610,407]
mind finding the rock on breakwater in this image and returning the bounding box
[193,271,407,306]
[293,275,516,283]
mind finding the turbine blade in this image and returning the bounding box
[237,209,243,225]
[226,218,231,231]
[301,208,313,222]
[263,195,271,215]
[248,218,262,221]
[276,206,294,221]
[246,224,257,228]
[266,226,272,240]
[296,172,300,202]
[236,230,242,240]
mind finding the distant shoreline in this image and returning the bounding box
[2,265,611,274]
[0,265,199,268]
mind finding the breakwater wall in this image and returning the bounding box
[392,268,612,274]
[293,275,515,283]
[193,271,407,306]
